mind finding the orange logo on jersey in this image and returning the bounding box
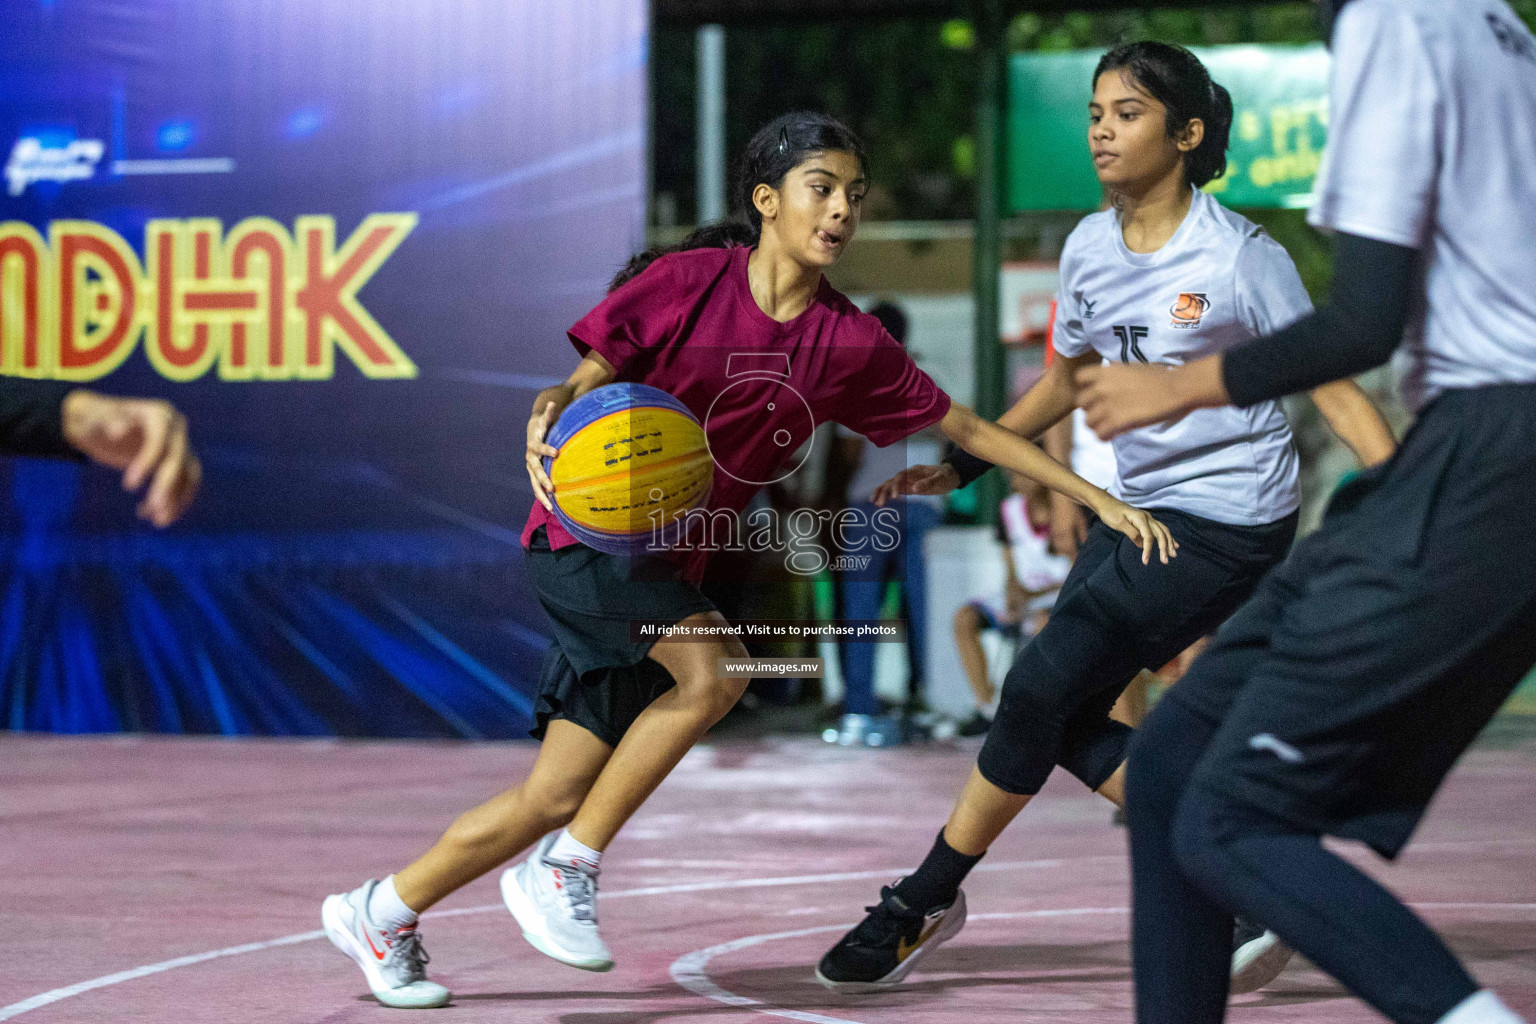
[1170,292,1210,330]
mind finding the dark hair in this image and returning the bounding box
[733,111,868,235]
[867,300,908,345]
[1319,0,1358,44]
[608,220,756,292]
[608,112,867,293]
[1092,42,1233,189]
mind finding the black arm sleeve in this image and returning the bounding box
[0,379,80,458]
[1222,232,1417,407]
[943,444,994,488]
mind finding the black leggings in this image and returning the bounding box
[1127,696,1477,1024]
[977,508,1295,795]
[1126,385,1536,1024]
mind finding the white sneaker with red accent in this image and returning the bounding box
[500,832,614,971]
[322,880,451,1008]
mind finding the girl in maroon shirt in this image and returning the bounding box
[321,112,1176,1008]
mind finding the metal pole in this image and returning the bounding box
[696,24,727,224]
[971,0,1007,525]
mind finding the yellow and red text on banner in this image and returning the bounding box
[0,213,418,382]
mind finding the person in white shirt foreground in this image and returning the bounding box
[1078,3,1536,1022]
[815,40,1395,994]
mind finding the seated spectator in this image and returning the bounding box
[952,470,1070,736]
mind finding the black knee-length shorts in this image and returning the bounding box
[524,528,716,748]
[978,505,1297,795]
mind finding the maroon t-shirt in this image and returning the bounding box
[522,244,951,580]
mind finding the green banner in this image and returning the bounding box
[1008,44,1330,211]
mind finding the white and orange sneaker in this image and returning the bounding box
[322,880,451,1008]
[500,832,614,971]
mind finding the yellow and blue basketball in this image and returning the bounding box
[544,383,713,555]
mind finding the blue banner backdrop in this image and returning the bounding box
[0,0,647,736]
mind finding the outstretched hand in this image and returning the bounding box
[62,390,201,527]
[870,463,961,507]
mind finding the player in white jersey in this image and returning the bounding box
[815,41,1398,994]
[1080,3,1536,1023]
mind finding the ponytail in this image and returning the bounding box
[1190,81,1234,188]
[607,219,756,293]
[1093,42,1234,189]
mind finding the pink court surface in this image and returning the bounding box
[4,724,1534,1024]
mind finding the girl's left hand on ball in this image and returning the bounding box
[526,400,561,511]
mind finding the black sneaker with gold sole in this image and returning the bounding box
[815,883,967,992]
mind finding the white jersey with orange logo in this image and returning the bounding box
[1054,189,1304,525]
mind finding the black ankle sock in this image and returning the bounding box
[892,829,983,911]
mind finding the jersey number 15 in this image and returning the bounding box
[1113,325,1150,364]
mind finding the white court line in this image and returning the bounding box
[669,904,1536,1024]
[2,846,1529,1024]
[0,857,1079,1020]
[670,924,875,1024]
[0,931,325,1020]
[669,909,1130,1024]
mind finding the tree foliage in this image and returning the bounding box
[655,2,1535,222]
[654,5,1336,221]
[652,2,1536,295]
[653,18,983,222]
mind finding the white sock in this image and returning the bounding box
[547,829,602,873]
[1437,991,1526,1024]
[366,875,419,932]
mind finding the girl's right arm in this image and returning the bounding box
[996,350,1095,439]
[870,352,1091,501]
[525,352,617,510]
[937,403,1176,565]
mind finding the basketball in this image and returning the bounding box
[543,383,713,555]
